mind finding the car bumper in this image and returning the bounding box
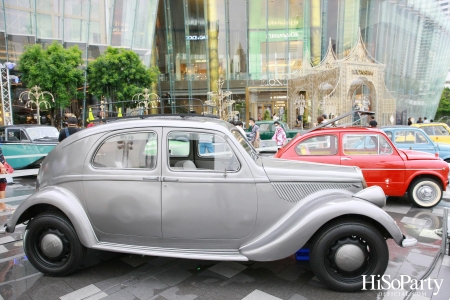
[401,235,417,247]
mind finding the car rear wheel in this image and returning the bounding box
[24,213,85,276]
[408,178,442,208]
[309,219,388,292]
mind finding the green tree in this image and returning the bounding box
[87,47,159,103]
[263,110,271,120]
[18,42,84,125]
[436,87,450,120]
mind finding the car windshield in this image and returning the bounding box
[231,129,258,161]
[26,127,59,140]
[283,122,290,130]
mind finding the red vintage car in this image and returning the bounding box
[273,127,449,208]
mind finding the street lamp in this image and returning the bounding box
[206,79,237,120]
[132,88,160,114]
[19,85,55,125]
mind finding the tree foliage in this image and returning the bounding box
[87,47,159,102]
[263,110,271,120]
[18,42,84,109]
[436,87,450,120]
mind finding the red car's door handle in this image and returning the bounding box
[341,157,352,161]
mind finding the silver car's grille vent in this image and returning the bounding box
[272,182,353,202]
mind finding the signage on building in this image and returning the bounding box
[352,69,373,76]
[186,35,207,41]
[260,79,287,86]
[113,22,130,32]
[267,32,299,39]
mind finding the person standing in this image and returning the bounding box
[235,121,246,136]
[417,117,423,123]
[369,116,378,128]
[407,117,412,126]
[272,121,287,146]
[249,118,260,148]
[272,113,279,121]
[0,147,10,212]
[199,133,214,154]
[423,117,430,123]
[59,117,80,142]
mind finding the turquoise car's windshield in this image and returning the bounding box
[26,127,59,140]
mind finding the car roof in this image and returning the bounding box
[412,123,446,126]
[381,125,415,129]
[303,126,381,133]
[0,125,56,129]
[67,116,235,142]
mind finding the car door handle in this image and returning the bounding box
[162,177,179,182]
[142,176,160,181]
[341,157,352,160]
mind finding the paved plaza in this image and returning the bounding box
[0,177,449,300]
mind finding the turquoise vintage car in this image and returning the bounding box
[0,125,59,169]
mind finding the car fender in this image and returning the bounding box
[404,170,448,191]
[5,186,98,247]
[239,196,404,261]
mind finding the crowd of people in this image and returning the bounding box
[408,117,433,125]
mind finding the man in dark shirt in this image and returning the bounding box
[369,116,378,128]
[58,117,80,142]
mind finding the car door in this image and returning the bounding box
[258,123,271,140]
[340,132,405,196]
[393,130,436,154]
[82,128,163,238]
[282,133,341,165]
[161,128,257,239]
[3,128,36,169]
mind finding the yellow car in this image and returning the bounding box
[411,123,450,144]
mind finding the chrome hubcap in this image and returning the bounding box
[40,233,63,258]
[417,184,436,202]
[334,244,366,272]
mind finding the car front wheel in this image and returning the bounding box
[408,178,442,208]
[309,219,388,292]
[24,213,85,276]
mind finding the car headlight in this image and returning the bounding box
[354,166,367,188]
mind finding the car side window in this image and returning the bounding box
[0,129,5,142]
[422,127,434,135]
[415,131,429,144]
[20,130,29,141]
[168,131,240,172]
[92,132,157,169]
[6,129,20,142]
[259,124,270,132]
[385,131,393,140]
[343,134,392,155]
[434,125,450,136]
[295,135,338,156]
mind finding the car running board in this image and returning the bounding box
[92,242,248,261]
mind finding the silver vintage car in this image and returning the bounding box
[3,116,416,292]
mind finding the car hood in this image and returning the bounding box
[261,157,363,183]
[398,149,439,160]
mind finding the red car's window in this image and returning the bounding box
[343,134,393,155]
[295,135,338,156]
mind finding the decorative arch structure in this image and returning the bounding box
[288,32,396,128]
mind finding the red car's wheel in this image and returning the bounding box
[408,178,442,208]
[309,219,388,292]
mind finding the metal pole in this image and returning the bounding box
[37,103,40,125]
[443,207,449,255]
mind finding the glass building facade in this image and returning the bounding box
[1,0,450,124]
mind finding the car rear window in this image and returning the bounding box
[92,132,157,169]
